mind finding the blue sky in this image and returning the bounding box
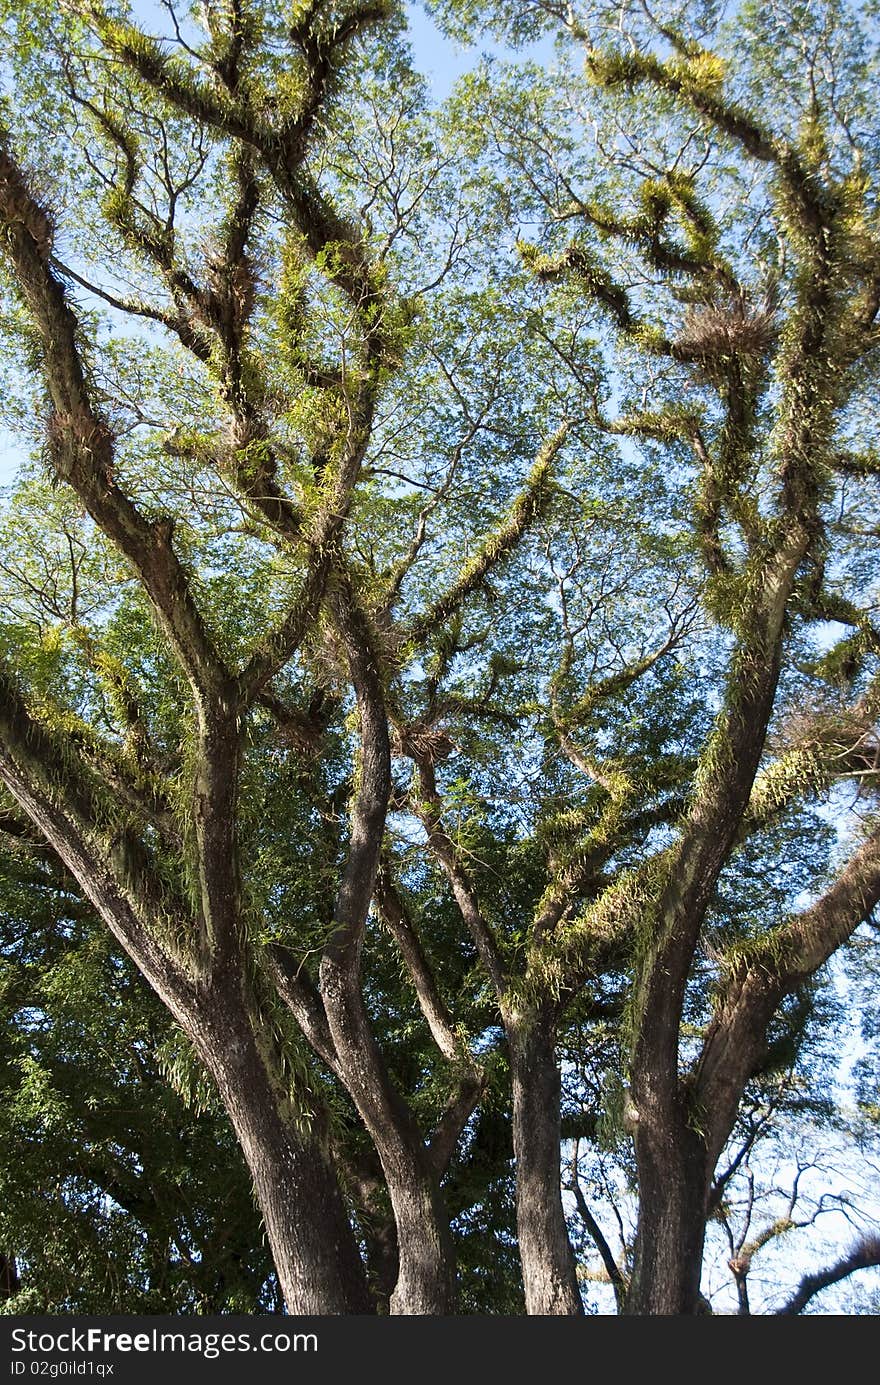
[0,3,525,493]
[407,3,482,96]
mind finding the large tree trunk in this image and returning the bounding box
[509,1009,583,1315]
[313,595,457,1315]
[321,957,456,1314]
[185,979,374,1315]
[0,1253,19,1300]
[385,1177,455,1315]
[624,1109,708,1315]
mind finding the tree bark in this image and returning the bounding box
[624,1102,709,1315]
[312,588,458,1315]
[320,954,456,1315]
[0,1253,19,1301]
[508,1009,583,1315]
[181,977,373,1316]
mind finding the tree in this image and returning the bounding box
[0,0,879,1315]
[0,825,280,1313]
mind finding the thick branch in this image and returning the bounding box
[265,943,343,1079]
[412,758,507,999]
[374,864,463,1063]
[0,663,195,992]
[776,1235,880,1315]
[426,1069,486,1180]
[628,520,811,1114]
[0,140,233,707]
[695,821,880,1166]
[406,425,568,642]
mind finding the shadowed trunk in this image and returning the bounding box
[0,1253,19,1301]
[509,1009,583,1315]
[315,589,457,1315]
[624,1105,709,1315]
[186,978,373,1316]
[321,957,457,1315]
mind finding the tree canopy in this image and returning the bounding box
[0,0,879,1315]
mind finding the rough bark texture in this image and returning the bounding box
[186,979,373,1315]
[320,956,456,1314]
[624,1102,709,1315]
[316,591,458,1314]
[0,1254,19,1301]
[509,1010,583,1315]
